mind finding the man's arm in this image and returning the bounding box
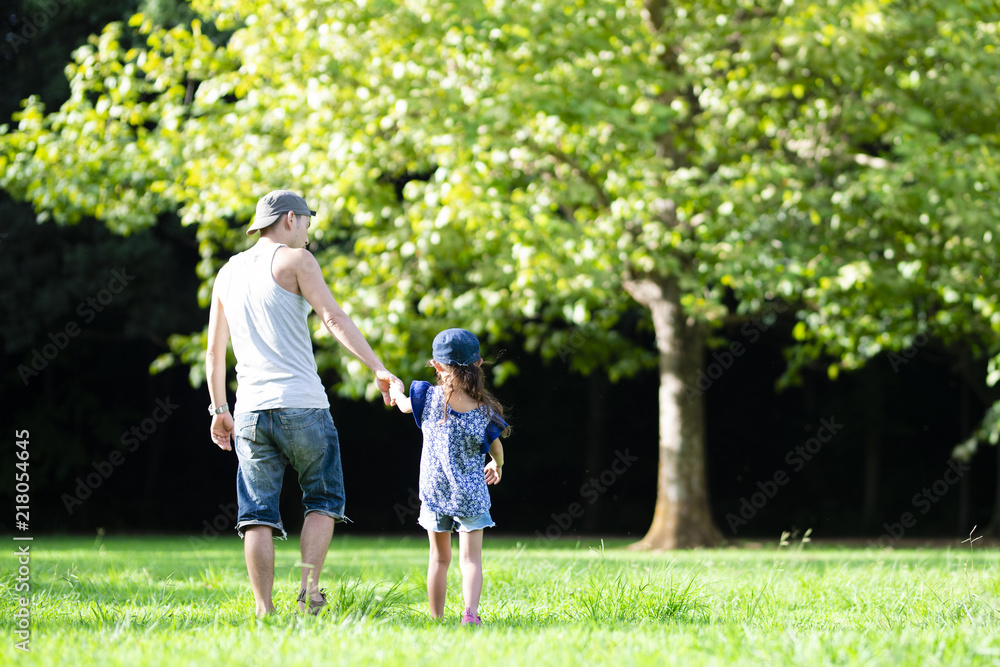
[291,248,399,404]
[206,288,234,451]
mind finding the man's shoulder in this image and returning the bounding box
[273,245,318,269]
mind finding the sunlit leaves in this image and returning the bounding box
[2,0,999,419]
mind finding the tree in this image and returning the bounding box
[3,0,1000,548]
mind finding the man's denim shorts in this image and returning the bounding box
[233,408,346,539]
[418,505,495,533]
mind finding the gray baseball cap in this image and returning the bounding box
[246,190,317,235]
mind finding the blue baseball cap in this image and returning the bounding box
[432,328,481,366]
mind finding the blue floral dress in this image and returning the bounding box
[409,381,507,517]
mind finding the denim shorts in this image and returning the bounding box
[418,505,495,533]
[233,408,346,539]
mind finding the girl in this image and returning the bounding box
[389,328,510,626]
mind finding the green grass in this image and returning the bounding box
[2,532,999,665]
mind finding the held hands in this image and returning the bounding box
[485,458,502,485]
[210,412,235,451]
[388,379,413,414]
[375,369,402,406]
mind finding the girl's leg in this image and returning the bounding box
[458,529,484,615]
[427,531,452,618]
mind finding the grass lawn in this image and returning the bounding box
[2,532,999,665]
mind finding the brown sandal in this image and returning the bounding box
[296,588,327,615]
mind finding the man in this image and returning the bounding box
[206,189,399,616]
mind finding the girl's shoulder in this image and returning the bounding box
[409,381,439,428]
[422,384,449,414]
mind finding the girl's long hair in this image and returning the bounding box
[435,360,512,438]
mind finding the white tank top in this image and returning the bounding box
[215,242,330,413]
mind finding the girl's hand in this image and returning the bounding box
[485,459,502,485]
[389,380,413,414]
[389,381,406,402]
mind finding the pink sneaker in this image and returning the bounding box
[461,607,482,626]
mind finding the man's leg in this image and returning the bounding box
[427,531,452,618]
[298,512,335,611]
[244,526,276,616]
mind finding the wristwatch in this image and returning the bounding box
[208,402,229,415]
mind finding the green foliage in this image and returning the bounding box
[2,0,999,432]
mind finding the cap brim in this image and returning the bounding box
[246,213,281,235]
[246,208,317,235]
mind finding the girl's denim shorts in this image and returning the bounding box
[418,505,495,533]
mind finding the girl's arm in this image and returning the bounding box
[485,438,504,485]
[389,381,412,414]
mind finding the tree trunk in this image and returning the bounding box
[631,0,718,549]
[625,276,722,549]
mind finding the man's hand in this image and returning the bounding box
[375,369,402,406]
[211,412,235,451]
